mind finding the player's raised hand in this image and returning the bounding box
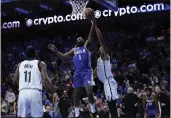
[48,44,57,52]
[84,8,94,19]
[91,12,96,26]
[91,10,95,19]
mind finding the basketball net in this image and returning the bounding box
[69,0,89,15]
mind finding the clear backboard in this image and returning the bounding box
[93,0,118,11]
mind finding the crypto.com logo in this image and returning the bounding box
[2,21,20,29]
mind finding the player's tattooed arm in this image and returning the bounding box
[13,63,20,85]
[40,61,56,93]
[85,12,96,48]
[48,44,74,60]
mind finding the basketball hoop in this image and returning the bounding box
[69,0,89,15]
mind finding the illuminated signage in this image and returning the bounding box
[1,3,169,29]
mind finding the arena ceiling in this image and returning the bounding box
[2,0,169,18]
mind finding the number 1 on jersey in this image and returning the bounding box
[148,102,152,106]
[79,55,81,60]
[24,71,31,83]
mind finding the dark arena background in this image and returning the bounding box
[1,0,170,118]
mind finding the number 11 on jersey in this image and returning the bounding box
[24,71,31,83]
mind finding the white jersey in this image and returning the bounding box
[97,56,118,101]
[97,57,113,82]
[19,60,42,91]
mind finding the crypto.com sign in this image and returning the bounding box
[24,3,165,27]
[1,3,168,29]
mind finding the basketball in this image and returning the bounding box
[84,8,94,19]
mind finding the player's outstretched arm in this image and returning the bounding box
[13,63,20,85]
[48,44,74,60]
[85,12,96,48]
[40,61,56,93]
[95,26,107,53]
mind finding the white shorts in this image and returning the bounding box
[103,78,119,101]
[17,89,44,117]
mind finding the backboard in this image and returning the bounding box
[92,0,118,11]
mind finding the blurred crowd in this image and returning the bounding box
[1,20,170,118]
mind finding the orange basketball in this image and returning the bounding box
[84,8,94,19]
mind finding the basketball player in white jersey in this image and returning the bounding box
[13,46,56,118]
[94,26,119,118]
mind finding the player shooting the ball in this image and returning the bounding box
[93,19,119,118]
[48,8,97,118]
